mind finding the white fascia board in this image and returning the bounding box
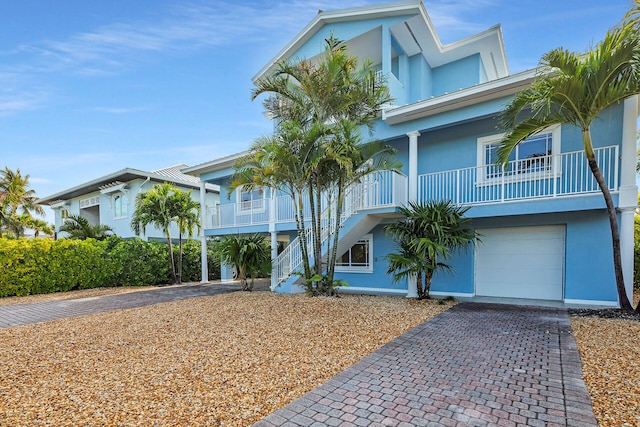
[39,167,212,205]
[252,0,423,83]
[382,69,536,125]
[37,168,147,204]
[182,151,249,176]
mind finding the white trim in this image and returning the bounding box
[112,193,128,220]
[336,286,407,296]
[99,182,128,194]
[383,70,536,125]
[429,291,474,298]
[563,299,619,308]
[335,234,373,273]
[236,185,266,213]
[476,125,561,185]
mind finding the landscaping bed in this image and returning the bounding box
[0,291,454,426]
[569,291,640,426]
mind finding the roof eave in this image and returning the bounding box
[382,69,536,125]
[251,0,423,83]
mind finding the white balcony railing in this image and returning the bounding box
[418,146,618,206]
[209,170,407,229]
[271,171,407,289]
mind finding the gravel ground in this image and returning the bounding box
[3,287,640,426]
[0,291,455,426]
[569,290,640,427]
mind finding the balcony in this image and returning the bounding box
[204,146,618,230]
[418,146,618,206]
[205,171,408,230]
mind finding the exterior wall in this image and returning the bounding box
[331,210,618,305]
[408,53,432,103]
[290,16,413,61]
[334,223,407,293]
[55,179,218,241]
[432,54,482,97]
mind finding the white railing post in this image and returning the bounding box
[455,169,460,204]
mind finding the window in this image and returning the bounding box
[60,209,69,220]
[336,234,373,272]
[237,186,265,212]
[478,125,560,181]
[113,194,127,219]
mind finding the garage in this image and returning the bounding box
[475,225,565,301]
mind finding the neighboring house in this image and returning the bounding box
[38,164,219,241]
[184,0,638,307]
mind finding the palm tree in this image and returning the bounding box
[215,234,271,291]
[239,36,397,294]
[131,183,180,284]
[497,3,640,311]
[0,167,45,237]
[173,190,200,284]
[58,215,113,240]
[384,201,477,299]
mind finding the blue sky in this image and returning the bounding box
[0,0,632,221]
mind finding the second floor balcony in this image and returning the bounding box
[203,146,619,230]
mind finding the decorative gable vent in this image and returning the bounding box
[80,196,100,209]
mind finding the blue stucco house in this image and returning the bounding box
[185,0,638,307]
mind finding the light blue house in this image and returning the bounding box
[39,164,219,242]
[185,0,638,307]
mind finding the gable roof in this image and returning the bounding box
[252,0,508,83]
[38,164,218,206]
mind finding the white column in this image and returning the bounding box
[269,188,278,289]
[407,131,420,203]
[199,181,209,284]
[619,95,639,300]
[406,131,420,298]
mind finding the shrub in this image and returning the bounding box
[106,236,172,287]
[0,237,223,298]
[0,238,114,297]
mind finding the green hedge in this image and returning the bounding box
[0,237,220,297]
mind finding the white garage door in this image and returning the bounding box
[475,225,565,301]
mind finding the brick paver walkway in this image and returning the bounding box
[0,282,243,328]
[254,303,597,427]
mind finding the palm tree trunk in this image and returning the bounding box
[424,270,434,299]
[308,181,319,282]
[585,142,633,310]
[166,230,178,284]
[177,234,183,284]
[314,173,323,277]
[294,191,311,280]
[327,181,344,287]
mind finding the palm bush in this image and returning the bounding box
[215,234,270,291]
[385,201,476,299]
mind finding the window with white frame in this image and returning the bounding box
[113,194,127,219]
[60,209,69,220]
[237,186,265,212]
[478,125,560,181]
[335,234,373,272]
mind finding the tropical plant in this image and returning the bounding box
[234,36,399,295]
[59,215,113,240]
[131,183,180,284]
[0,167,46,238]
[497,2,640,311]
[131,183,201,284]
[215,234,271,291]
[384,201,477,299]
[172,190,201,284]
